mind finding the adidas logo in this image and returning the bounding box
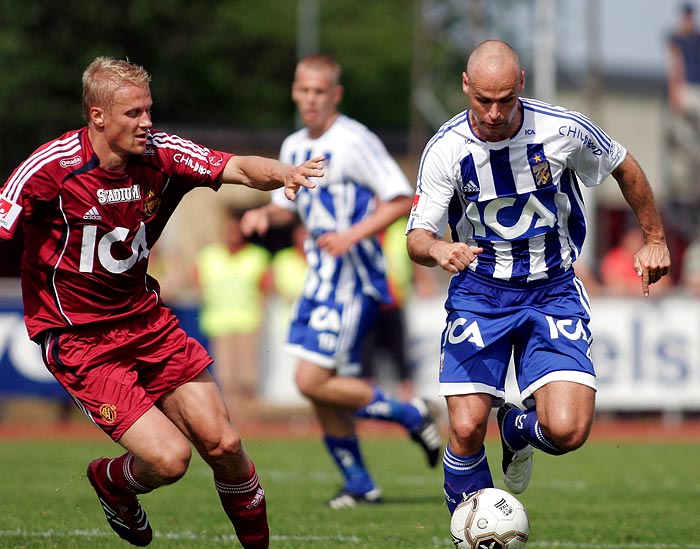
[246,487,266,509]
[462,180,480,194]
[83,207,102,220]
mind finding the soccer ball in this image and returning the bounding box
[450,488,529,548]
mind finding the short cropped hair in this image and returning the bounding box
[296,54,342,86]
[82,57,151,122]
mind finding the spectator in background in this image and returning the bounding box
[668,3,700,116]
[147,240,190,304]
[600,226,673,297]
[666,3,700,239]
[680,234,700,296]
[270,221,308,310]
[195,207,271,423]
[360,216,439,399]
[572,257,603,298]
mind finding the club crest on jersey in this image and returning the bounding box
[530,155,552,188]
[143,190,161,217]
[99,404,117,424]
[97,184,142,205]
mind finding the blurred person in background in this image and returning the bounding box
[241,53,442,509]
[360,216,439,400]
[147,241,190,303]
[666,2,700,239]
[406,40,671,521]
[269,221,308,310]
[680,233,700,296]
[195,206,271,423]
[0,56,323,548]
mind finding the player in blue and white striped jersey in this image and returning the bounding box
[406,40,671,517]
[241,54,442,508]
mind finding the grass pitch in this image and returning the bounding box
[0,431,698,548]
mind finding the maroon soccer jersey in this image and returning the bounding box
[0,128,233,340]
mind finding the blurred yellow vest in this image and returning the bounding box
[270,246,307,304]
[196,242,270,337]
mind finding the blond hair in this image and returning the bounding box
[295,54,342,86]
[81,57,151,122]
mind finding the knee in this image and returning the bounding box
[294,368,321,400]
[543,417,592,452]
[449,414,488,454]
[150,441,191,484]
[201,430,245,463]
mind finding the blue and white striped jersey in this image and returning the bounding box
[407,97,627,283]
[272,114,413,303]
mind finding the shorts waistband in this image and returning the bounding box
[458,268,575,291]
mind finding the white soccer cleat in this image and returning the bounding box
[327,487,382,509]
[497,403,534,494]
[409,398,442,468]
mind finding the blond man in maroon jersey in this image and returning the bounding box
[0,57,323,548]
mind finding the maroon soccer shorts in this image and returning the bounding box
[41,305,212,441]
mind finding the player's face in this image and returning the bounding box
[292,66,342,138]
[463,69,524,142]
[100,84,153,159]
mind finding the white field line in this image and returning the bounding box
[1,530,699,548]
[0,529,362,544]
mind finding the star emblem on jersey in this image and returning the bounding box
[530,158,552,187]
[143,190,160,217]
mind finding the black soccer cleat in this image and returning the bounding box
[87,458,153,546]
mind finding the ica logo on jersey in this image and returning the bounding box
[545,315,589,342]
[309,305,341,352]
[79,222,150,274]
[444,317,485,348]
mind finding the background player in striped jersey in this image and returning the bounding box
[0,57,323,548]
[405,41,671,517]
[241,54,442,508]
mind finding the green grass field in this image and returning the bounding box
[0,433,698,548]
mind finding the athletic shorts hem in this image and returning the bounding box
[106,358,212,442]
[439,381,505,403]
[284,344,361,376]
[520,371,597,408]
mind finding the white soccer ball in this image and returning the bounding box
[450,488,530,549]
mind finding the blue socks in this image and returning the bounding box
[355,386,422,431]
[443,445,493,514]
[324,435,376,495]
[502,408,567,455]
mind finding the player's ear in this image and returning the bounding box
[461,72,469,95]
[90,106,105,128]
[334,84,344,105]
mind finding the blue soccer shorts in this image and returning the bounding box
[439,269,596,408]
[286,293,379,376]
